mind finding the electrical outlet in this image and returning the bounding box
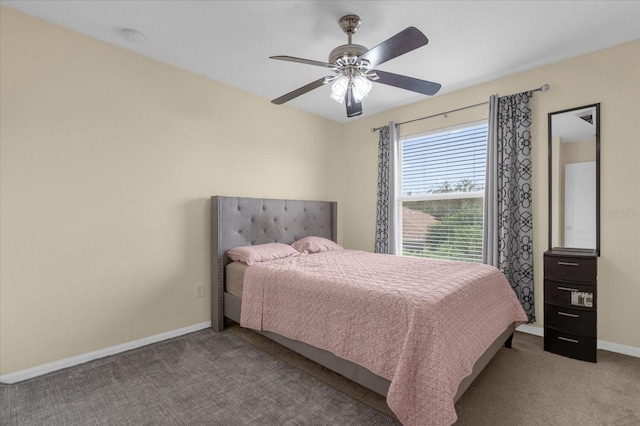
[195,283,204,298]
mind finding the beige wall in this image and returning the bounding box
[0,8,341,374]
[561,138,596,164]
[1,7,638,376]
[337,40,640,348]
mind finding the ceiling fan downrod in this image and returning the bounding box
[329,15,369,64]
[338,14,361,44]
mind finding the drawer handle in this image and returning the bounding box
[557,286,579,292]
[558,311,579,318]
[558,261,579,266]
[558,336,580,344]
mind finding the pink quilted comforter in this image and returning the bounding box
[240,250,527,425]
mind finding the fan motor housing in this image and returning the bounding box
[329,44,368,64]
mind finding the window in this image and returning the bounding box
[398,121,487,262]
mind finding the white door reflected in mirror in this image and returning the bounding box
[564,161,596,248]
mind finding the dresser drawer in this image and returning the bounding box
[544,255,596,283]
[544,327,596,363]
[544,303,596,336]
[544,279,596,309]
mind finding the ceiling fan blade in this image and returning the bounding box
[345,87,363,118]
[270,55,335,69]
[271,78,327,105]
[359,27,428,69]
[374,70,441,96]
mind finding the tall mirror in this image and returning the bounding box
[548,103,600,255]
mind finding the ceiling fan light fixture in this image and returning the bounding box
[351,75,372,103]
[330,72,373,104]
[330,75,350,103]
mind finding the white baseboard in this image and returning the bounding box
[516,324,640,358]
[516,324,544,337]
[0,321,212,384]
[597,339,640,358]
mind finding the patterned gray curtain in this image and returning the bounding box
[484,92,535,323]
[375,123,397,254]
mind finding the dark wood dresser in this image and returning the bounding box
[544,248,598,362]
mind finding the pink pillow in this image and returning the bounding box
[291,236,343,254]
[227,243,299,265]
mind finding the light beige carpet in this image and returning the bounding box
[228,324,640,425]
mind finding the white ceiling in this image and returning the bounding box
[2,1,639,123]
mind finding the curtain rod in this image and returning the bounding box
[370,84,550,132]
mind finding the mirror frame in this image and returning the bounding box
[547,103,600,255]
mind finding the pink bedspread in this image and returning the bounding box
[240,250,527,425]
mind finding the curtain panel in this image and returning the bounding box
[484,92,535,323]
[375,122,398,254]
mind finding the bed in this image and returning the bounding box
[211,196,526,425]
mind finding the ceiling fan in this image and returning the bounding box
[270,15,441,118]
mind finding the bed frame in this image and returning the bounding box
[211,195,515,401]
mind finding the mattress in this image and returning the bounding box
[225,261,248,298]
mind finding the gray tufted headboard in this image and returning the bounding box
[210,196,337,331]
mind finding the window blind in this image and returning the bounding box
[400,123,487,263]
